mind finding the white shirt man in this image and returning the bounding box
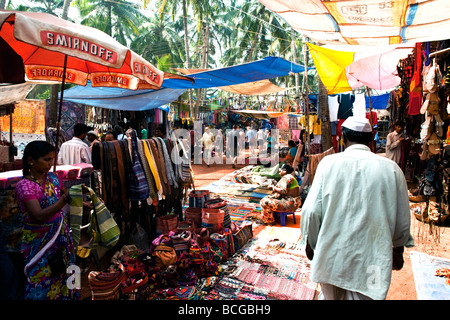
[201,127,215,166]
[300,116,411,300]
[58,123,92,165]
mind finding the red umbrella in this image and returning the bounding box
[0,10,192,167]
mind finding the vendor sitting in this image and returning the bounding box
[259,163,302,225]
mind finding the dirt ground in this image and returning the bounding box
[192,161,450,300]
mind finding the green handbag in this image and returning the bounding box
[70,184,120,249]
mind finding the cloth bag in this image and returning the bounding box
[233,223,253,251]
[88,263,126,300]
[70,184,120,249]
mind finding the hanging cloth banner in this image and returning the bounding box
[307,43,412,94]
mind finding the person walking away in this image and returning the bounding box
[57,123,92,165]
[386,121,406,166]
[300,116,411,300]
[246,125,257,158]
[15,141,79,300]
[259,164,301,225]
[201,126,214,167]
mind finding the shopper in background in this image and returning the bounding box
[386,121,406,166]
[57,123,91,165]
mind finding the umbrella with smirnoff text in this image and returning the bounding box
[0,10,192,167]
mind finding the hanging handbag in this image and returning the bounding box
[70,184,120,249]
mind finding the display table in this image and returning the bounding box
[0,163,93,191]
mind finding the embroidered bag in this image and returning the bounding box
[233,223,253,251]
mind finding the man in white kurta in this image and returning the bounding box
[385,121,405,165]
[201,127,214,167]
[57,123,92,165]
[300,116,410,300]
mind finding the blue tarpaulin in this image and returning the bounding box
[365,92,390,110]
[62,84,185,112]
[62,56,310,111]
[162,56,310,89]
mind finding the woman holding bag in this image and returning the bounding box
[15,141,79,300]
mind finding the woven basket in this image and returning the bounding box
[185,207,202,227]
[156,214,178,234]
[202,208,225,225]
[188,190,210,208]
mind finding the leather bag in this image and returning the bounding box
[153,245,177,269]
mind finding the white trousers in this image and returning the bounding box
[318,283,373,300]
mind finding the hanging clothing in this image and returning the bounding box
[352,93,366,118]
[328,95,340,122]
[337,93,354,119]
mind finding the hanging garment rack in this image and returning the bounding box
[429,46,450,58]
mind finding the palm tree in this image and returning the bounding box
[73,0,145,45]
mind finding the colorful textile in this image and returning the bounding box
[15,172,79,300]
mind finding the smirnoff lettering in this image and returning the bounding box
[28,67,75,81]
[40,31,118,64]
[133,62,159,82]
[93,74,129,86]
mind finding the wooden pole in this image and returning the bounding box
[303,37,310,156]
[365,86,375,152]
[53,54,68,171]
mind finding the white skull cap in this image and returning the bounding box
[341,116,372,133]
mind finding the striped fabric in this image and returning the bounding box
[128,134,150,201]
[70,184,120,249]
[69,185,84,248]
[88,263,126,300]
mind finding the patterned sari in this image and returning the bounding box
[260,174,302,224]
[16,172,79,300]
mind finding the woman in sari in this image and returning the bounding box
[260,164,302,224]
[15,141,79,300]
